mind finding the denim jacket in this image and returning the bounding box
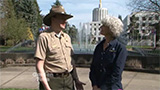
[89,39,128,90]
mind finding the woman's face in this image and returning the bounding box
[100,25,111,36]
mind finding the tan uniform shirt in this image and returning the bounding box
[34,29,73,73]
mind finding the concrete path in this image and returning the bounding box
[0,66,160,90]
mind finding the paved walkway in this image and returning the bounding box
[0,66,160,90]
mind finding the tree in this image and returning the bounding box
[27,28,34,41]
[118,15,122,21]
[127,0,160,47]
[1,0,28,46]
[68,25,78,43]
[4,17,28,45]
[54,0,62,6]
[64,23,78,44]
[13,0,42,40]
[127,0,160,14]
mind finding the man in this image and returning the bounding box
[34,3,85,90]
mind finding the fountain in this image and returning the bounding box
[5,40,34,53]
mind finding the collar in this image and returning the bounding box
[47,29,64,38]
[109,39,117,46]
[102,38,117,46]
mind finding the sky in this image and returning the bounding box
[37,0,132,28]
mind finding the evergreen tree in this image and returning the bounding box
[64,24,78,44]
[118,15,122,21]
[54,0,62,6]
[2,0,28,46]
[13,0,42,40]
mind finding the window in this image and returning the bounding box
[135,17,139,20]
[142,17,146,21]
[149,23,152,26]
[142,29,145,33]
[98,37,101,41]
[135,23,139,28]
[149,17,152,20]
[142,23,145,27]
[155,15,159,20]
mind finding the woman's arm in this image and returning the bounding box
[110,46,128,89]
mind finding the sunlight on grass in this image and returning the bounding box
[0,89,38,90]
[0,46,34,52]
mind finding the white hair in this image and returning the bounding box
[101,15,123,37]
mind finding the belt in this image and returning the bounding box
[46,72,70,77]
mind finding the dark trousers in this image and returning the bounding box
[39,73,74,90]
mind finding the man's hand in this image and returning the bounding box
[92,85,101,90]
[75,80,86,90]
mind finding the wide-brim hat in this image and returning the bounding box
[43,5,73,26]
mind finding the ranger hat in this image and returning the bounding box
[43,5,73,26]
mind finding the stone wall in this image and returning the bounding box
[0,53,159,73]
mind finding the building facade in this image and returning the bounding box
[80,0,108,44]
[123,11,160,46]
[92,8,108,22]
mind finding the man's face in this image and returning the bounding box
[52,15,67,30]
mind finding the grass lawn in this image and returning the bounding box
[0,89,37,90]
[0,46,34,52]
[126,45,153,49]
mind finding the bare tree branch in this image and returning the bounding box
[127,0,160,14]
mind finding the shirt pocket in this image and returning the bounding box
[104,51,116,64]
[47,45,61,60]
[65,42,73,56]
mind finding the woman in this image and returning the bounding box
[89,15,128,90]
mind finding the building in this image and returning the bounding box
[92,0,108,22]
[123,11,160,46]
[80,0,108,44]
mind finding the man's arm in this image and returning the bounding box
[71,59,86,90]
[36,59,51,90]
[70,60,79,81]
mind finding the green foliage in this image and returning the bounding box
[126,45,152,49]
[13,0,42,40]
[0,88,37,90]
[1,0,28,46]
[0,46,34,52]
[4,17,28,45]
[6,40,14,46]
[0,0,42,46]
[118,15,122,21]
[54,0,62,6]
[64,23,78,43]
